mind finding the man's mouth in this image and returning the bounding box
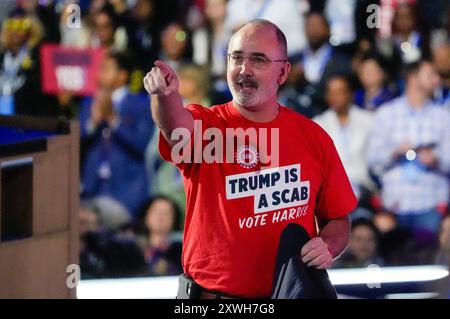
[236,79,258,93]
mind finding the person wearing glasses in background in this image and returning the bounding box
[144,19,357,299]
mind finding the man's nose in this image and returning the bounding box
[239,58,254,76]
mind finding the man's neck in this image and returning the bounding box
[366,85,382,97]
[212,20,223,34]
[406,87,428,110]
[337,108,350,125]
[308,41,327,53]
[8,45,25,56]
[149,233,169,249]
[233,100,279,123]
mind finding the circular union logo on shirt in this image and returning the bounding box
[236,145,259,169]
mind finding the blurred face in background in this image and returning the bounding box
[359,59,385,89]
[94,12,115,47]
[305,13,330,51]
[131,0,154,22]
[145,199,175,235]
[98,57,127,89]
[349,225,377,263]
[433,45,450,85]
[205,0,227,24]
[90,0,108,15]
[393,4,416,35]
[161,23,188,60]
[414,62,440,95]
[18,0,38,13]
[2,17,30,52]
[178,65,209,103]
[326,77,353,114]
[373,212,398,234]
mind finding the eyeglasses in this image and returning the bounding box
[227,53,287,68]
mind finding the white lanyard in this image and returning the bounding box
[3,46,28,79]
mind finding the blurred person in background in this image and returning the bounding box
[17,0,60,43]
[192,0,229,79]
[373,210,399,234]
[224,0,307,56]
[159,21,193,72]
[377,2,431,79]
[83,195,131,232]
[432,42,450,110]
[136,195,183,276]
[430,6,450,49]
[371,209,424,265]
[79,51,153,218]
[354,53,397,111]
[333,218,384,268]
[378,225,417,265]
[314,75,374,200]
[122,0,167,70]
[79,201,103,278]
[178,63,211,106]
[368,60,450,241]
[288,11,352,113]
[0,7,59,117]
[79,198,147,279]
[324,0,357,51]
[89,2,127,52]
[391,2,430,63]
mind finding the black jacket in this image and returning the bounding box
[271,223,338,299]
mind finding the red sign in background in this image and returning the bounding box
[40,44,104,96]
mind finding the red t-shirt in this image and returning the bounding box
[159,102,357,298]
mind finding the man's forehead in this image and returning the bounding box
[231,24,274,42]
[420,62,433,71]
[228,25,278,54]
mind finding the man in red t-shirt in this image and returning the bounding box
[144,19,357,298]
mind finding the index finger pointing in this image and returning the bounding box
[154,60,174,78]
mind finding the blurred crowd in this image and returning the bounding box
[1,0,450,279]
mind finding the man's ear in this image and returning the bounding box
[278,62,291,86]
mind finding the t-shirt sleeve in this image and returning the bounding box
[315,133,358,220]
[158,104,213,170]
